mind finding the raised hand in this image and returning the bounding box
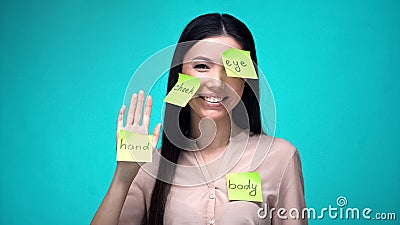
[116,90,162,151]
[91,90,162,225]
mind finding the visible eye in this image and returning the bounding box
[194,63,210,70]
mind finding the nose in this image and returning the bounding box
[203,66,226,90]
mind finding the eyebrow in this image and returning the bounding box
[191,56,213,62]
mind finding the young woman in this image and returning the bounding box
[91,13,307,225]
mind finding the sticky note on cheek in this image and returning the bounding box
[116,130,153,162]
[226,172,263,202]
[222,48,258,79]
[163,73,200,107]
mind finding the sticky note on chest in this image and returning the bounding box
[222,48,258,79]
[163,73,200,107]
[226,172,263,202]
[117,130,153,162]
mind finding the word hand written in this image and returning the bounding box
[116,90,161,162]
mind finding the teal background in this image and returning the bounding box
[1,0,399,224]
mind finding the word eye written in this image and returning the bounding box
[225,59,247,72]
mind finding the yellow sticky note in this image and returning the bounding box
[116,130,153,162]
[222,48,258,79]
[226,172,263,202]
[163,73,200,107]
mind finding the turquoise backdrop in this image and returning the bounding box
[1,0,399,224]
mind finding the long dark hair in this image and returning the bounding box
[143,13,262,225]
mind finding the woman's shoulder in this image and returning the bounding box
[271,136,298,154]
[246,133,299,170]
[248,133,297,154]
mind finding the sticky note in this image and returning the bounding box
[226,172,263,202]
[163,73,200,107]
[116,130,153,162]
[222,48,258,79]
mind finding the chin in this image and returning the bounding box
[198,110,229,121]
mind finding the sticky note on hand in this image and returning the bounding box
[222,48,258,79]
[117,130,153,162]
[163,73,200,107]
[226,172,263,202]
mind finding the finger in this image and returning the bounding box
[142,95,152,128]
[152,123,162,148]
[117,105,126,131]
[116,105,126,145]
[126,93,138,125]
[133,90,145,125]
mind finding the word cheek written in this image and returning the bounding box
[173,82,196,95]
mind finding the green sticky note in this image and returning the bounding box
[226,172,263,202]
[116,130,153,162]
[163,73,200,107]
[222,48,258,79]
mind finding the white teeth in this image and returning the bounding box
[203,96,224,103]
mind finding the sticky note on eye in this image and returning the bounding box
[222,48,258,79]
[163,73,200,107]
[226,172,263,202]
[116,130,153,162]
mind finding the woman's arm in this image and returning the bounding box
[273,148,308,225]
[91,162,140,225]
[91,91,161,225]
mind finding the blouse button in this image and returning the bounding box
[209,219,215,224]
[209,193,215,199]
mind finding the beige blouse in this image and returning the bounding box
[119,130,307,225]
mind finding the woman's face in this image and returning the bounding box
[182,36,246,122]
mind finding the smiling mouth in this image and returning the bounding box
[199,95,227,103]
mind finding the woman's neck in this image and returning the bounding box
[189,112,241,150]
